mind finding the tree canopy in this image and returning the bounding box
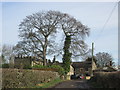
[14,10,90,66]
[95,52,114,67]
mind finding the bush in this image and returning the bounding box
[50,65,65,76]
[90,71,120,88]
[2,64,9,68]
[32,65,65,76]
[23,65,32,69]
[32,65,48,69]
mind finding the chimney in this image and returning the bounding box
[109,61,112,66]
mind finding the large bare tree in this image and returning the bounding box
[95,52,114,67]
[16,10,90,66]
[17,11,64,66]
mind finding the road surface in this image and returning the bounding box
[54,80,91,88]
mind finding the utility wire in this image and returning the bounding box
[93,2,118,42]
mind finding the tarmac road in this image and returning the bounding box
[54,80,90,89]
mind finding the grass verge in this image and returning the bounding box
[34,78,65,88]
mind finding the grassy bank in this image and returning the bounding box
[34,78,65,88]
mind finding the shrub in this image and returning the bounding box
[23,65,32,69]
[2,64,9,68]
[90,71,120,88]
[0,64,2,68]
[32,65,65,76]
[50,65,65,76]
[32,65,48,69]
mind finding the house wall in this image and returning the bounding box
[75,68,92,76]
[74,68,80,75]
[74,68,85,75]
[14,57,32,69]
[67,65,74,76]
[66,65,74,80]
[92,60,97,70]
[31,61,43,66]
[71,59,97,77]
[14,56,43,68]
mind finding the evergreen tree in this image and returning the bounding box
[62,36,72,74]
[52,55,56,63]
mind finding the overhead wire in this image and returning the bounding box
[90,2,118,57]
[93,2,118,42]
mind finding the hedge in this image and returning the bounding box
[2,64,9,68]
[90,71,120,88]
[2,69,59,88]
[32,65,65,76]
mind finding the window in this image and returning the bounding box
[80,68,84,71]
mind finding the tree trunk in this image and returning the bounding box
[43,37,48,66]
[43,48,47,66]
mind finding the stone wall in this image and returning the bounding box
[2,69,59,88]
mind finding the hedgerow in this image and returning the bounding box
[2,69,59,88]
[32,65,65,76]
[89,71,120,88]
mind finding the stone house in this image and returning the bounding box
[47,57,97,79]
[14,55,98,79]
[67,65,74,76]
[94,66,117,72]
[14,56,43,69]
[71,58,97,77]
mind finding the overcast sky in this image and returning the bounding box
[1,2,118,65]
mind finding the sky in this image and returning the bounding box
[1,2,118,65]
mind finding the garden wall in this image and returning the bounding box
[90,71,120,88]
[2,69,59,88]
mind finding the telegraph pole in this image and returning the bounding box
[91,42,94,76]
[92,42,94,64]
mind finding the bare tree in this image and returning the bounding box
[95,52,114,67]
[57,13,90,73]
[60,13,90,59]
[16,10,90,66]
[18,11,64,66]
[13,41,31,56]
[2,44,14,64]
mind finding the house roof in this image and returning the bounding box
[14,56,43,62]
[94,66,117,72]
[72,60,92,70]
